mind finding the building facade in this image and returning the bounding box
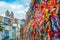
[0,10,20,40]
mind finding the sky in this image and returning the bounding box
[0,0,31,19]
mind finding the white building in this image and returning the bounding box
[0,10,20,40]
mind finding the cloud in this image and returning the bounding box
[0,0,30,19]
